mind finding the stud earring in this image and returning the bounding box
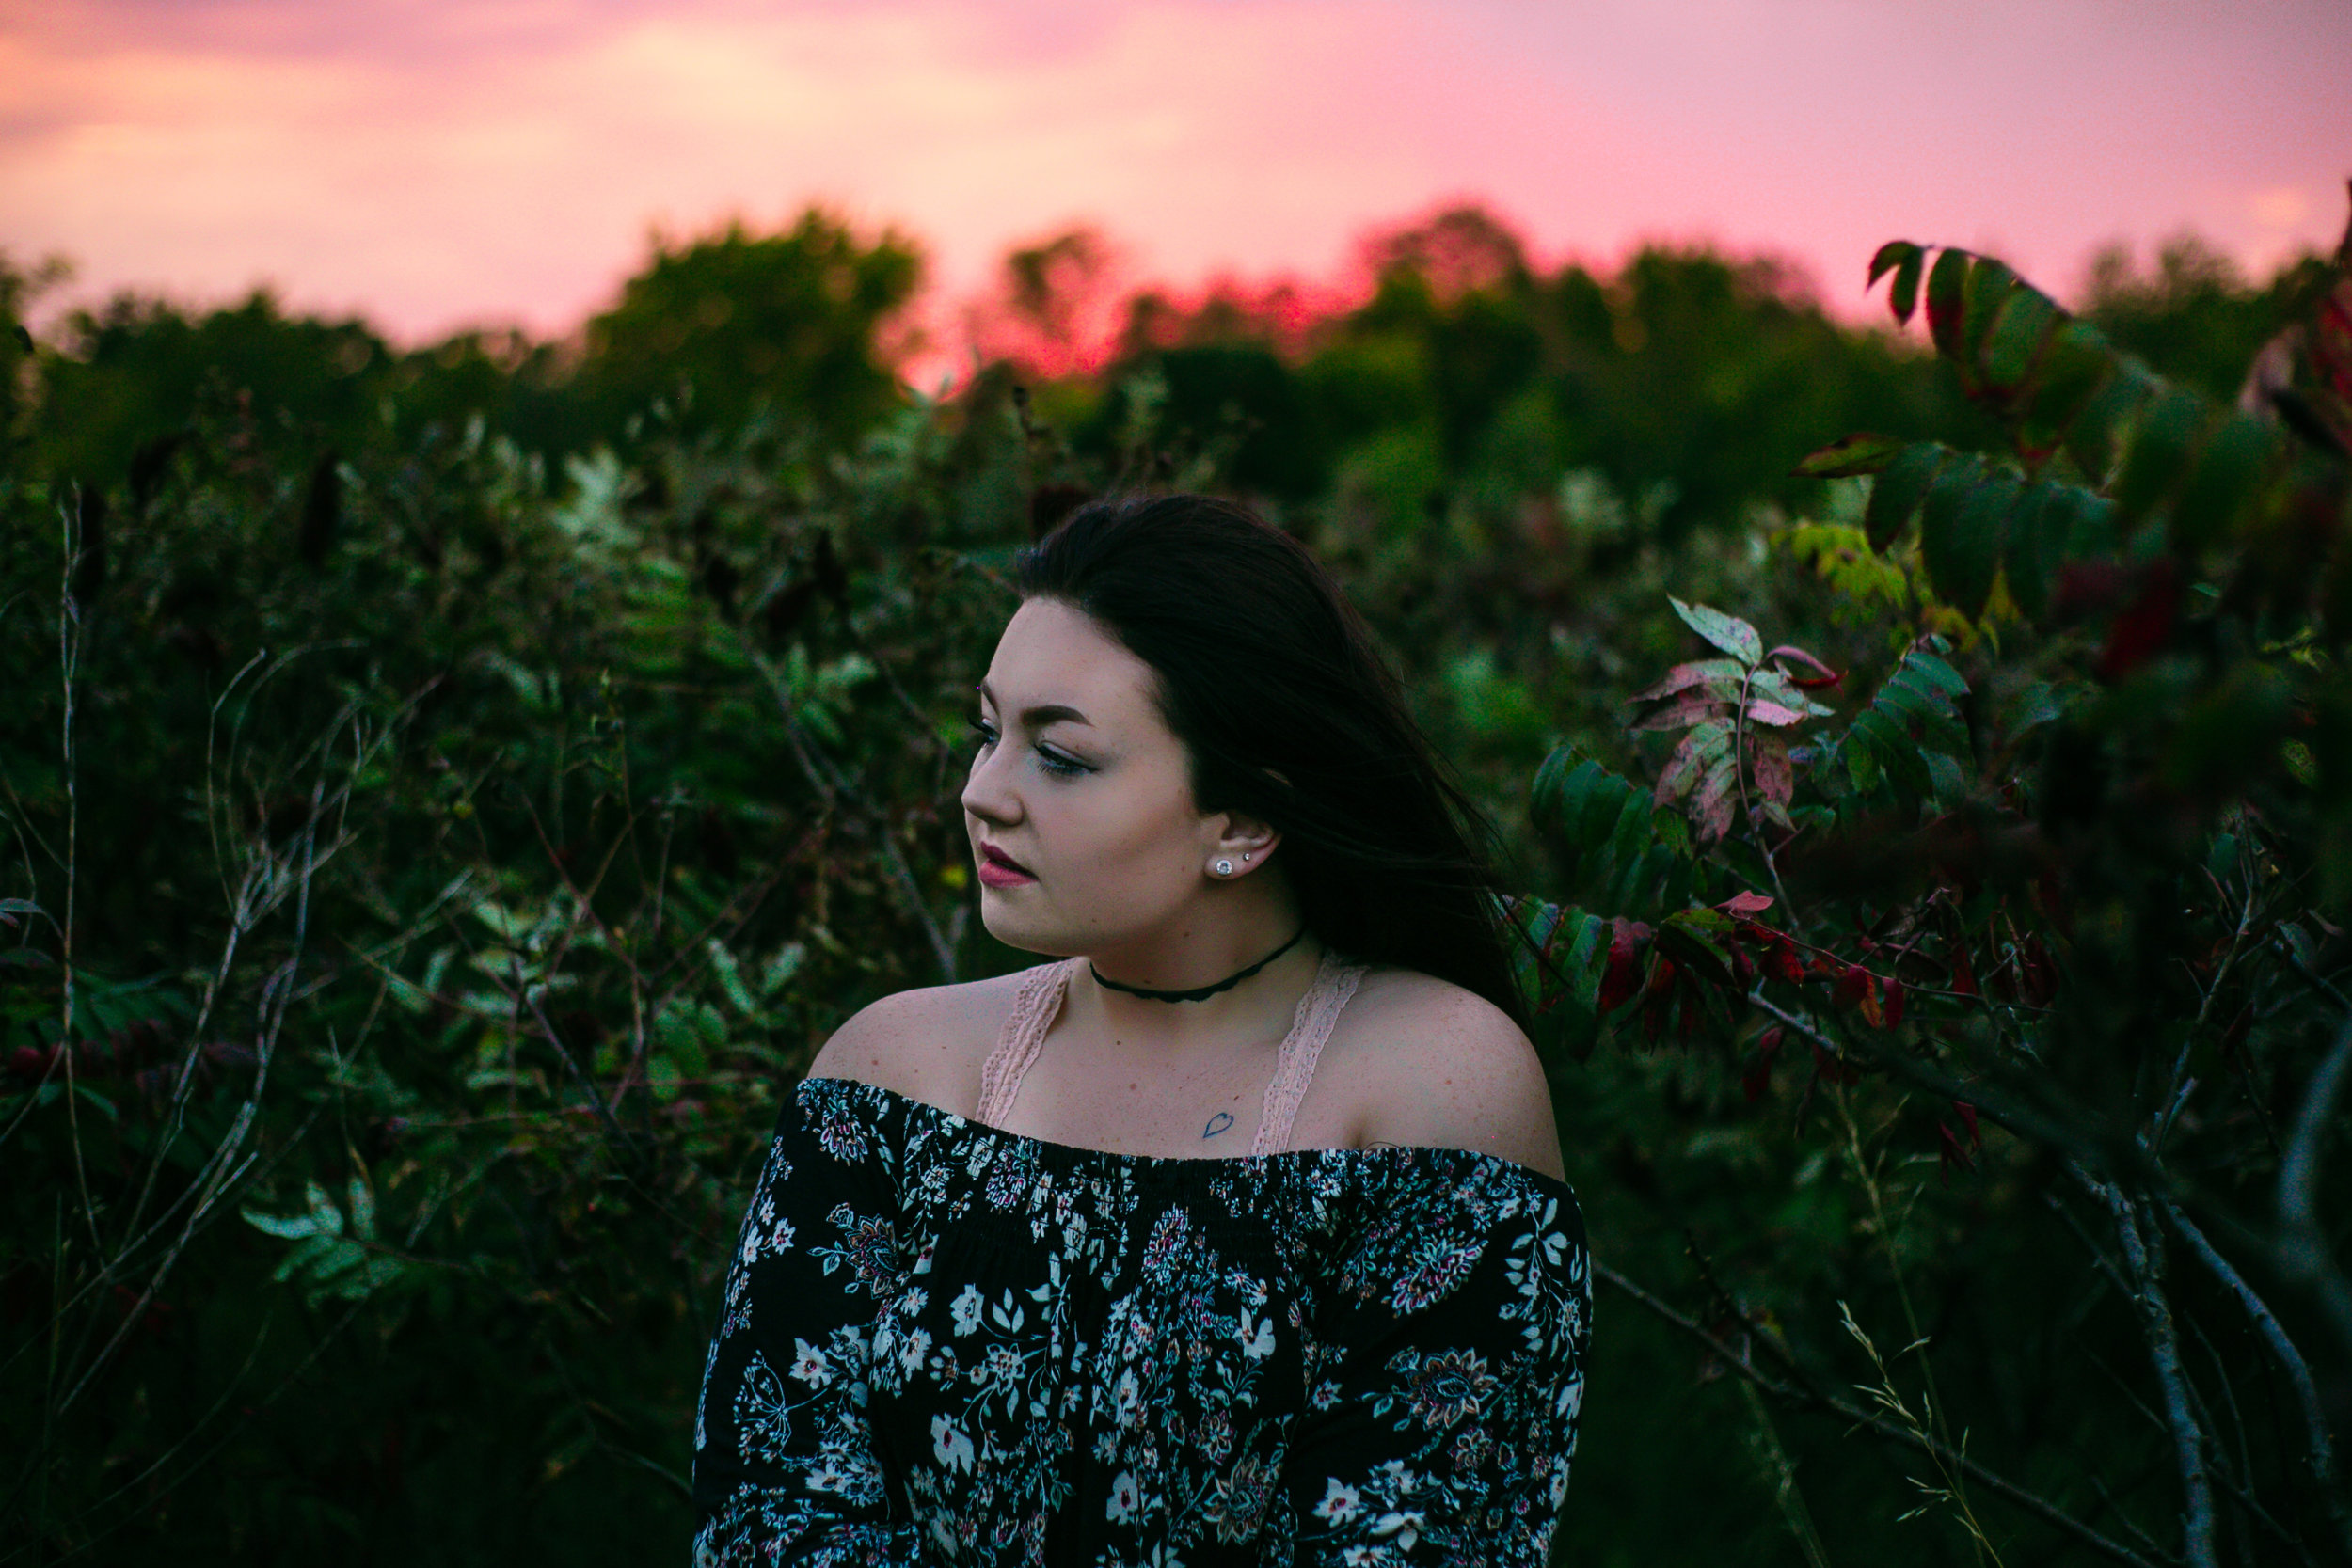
[1215,859,1233,877]
[1243,851,1253,863]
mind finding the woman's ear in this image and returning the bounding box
[1211,812,1280,874]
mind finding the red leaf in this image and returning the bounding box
[1937,1122,1975,1181]
[1947,934,1979,998]
[1741,1027,1786,1102]
[1720,891,1775,918]
[2096,560,2182,681]
[1743,699,1809,728]
[1766,645,1843,689]
[1951,1099,1982,1149]
[1883,977,1906,1028]
[1597,919,1652,1014]
[1833,965,1874,1009]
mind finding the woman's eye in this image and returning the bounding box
[970,717,1087,778]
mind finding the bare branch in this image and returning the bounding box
[2279,1009,2352,1365]
[2078,1171,2217,1568]
[2160,1203,2349,1558]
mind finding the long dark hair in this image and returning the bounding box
[1016,494,1531,1033]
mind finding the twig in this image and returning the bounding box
[56,492,99,1253]
[1594,1259,2167,1568]
[2078,1171,2217,1568]
[2278,1008,2352,1365]
[2159,1198,2350,1559]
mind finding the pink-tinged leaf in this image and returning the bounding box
[1628,658,1746,704]
[1633,693,1735,733]
[1749,735,1794,806]
[1692,756,1740,842]
[1883,977,1907,1028]
[1654,723,1730,804]
[1742,699,1809,728]
[1720,891,1774,917]
[1669,597,1762,665]
[1766,645,1843,689]
[1745,669,1836,718]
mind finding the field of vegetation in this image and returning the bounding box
[5,197,2351,1566]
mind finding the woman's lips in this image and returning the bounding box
[977,846,1035,889]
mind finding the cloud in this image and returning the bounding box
[2,0,2344,341]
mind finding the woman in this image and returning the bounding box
[693,495,1589,1566]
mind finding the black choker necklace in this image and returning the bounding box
[1090,927,1309,1003]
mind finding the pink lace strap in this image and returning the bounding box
[972,950,1366,1148]
[1250,951,1366,1156]
[974,959,1078,1127]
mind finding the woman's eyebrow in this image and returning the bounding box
[976,681,1091,728]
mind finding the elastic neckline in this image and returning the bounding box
[794,1074,1580,1198]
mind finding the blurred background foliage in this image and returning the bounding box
[4,197,2349,1566]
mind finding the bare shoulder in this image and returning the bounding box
[803,968,1035,1116]
[1332,966,1565,1182]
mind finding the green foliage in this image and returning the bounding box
[579,211,924,444]
[6,196,2349,1568]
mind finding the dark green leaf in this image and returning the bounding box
[1982,284,2060,392]
[2066,359,2159,481]
[1867,240,1922,287]
[1863,441,1949,550]
[2002,482,2070,620]
[1961,258,2019,374]
[2111,388,2209,531]
[1890,247,1926,327]
[2169,410,2277,552]
[2015,320,2118,465]
[1925,248,1971,360]
[1952,471,2023,619]
[1915,455,1991,615]
[2058,487,2121,557]
[1794,433,1907,479]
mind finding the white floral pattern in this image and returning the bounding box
[693,1076,1589,1566]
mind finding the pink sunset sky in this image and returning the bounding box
[3,0,2346,349]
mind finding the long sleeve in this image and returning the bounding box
[693,1080,936,1567]
[1284,1157,1591,1568]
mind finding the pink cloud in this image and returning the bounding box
[2,0,2344,346]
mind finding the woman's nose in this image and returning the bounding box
[961,745,1019,826]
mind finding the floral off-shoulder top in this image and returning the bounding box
[691,953,1591,1567]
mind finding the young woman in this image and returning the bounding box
[693,495,1589,1566]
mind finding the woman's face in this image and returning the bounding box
[961,597,1234,956]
